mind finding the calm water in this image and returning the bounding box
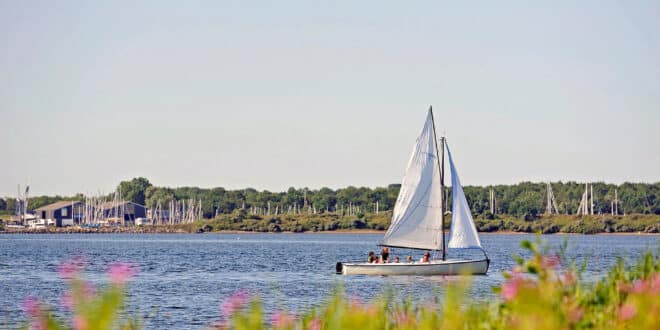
[0,233,658,328]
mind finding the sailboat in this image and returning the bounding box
[336,107,489,276]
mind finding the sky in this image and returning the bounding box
[1,1,659,197]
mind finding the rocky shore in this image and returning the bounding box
[1,226,191,234]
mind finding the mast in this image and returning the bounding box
[429,106,446,261]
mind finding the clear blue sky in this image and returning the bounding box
[2,1,659,196]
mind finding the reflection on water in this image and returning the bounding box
[0,233,657,328]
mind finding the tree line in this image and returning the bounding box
[1,178,658,218]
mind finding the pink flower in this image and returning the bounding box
[60,292,74,310]
[618,303,636,321]
[306,318,321,330]
[349,296,362,308]
[541,255,561,269]
[561,271,577,286]
[108,262,138,285]
[30,321,46,330]
[568,307,584,323]
[22,297,46,330]
[73,315,88,330]
[501,274,523,301]
[58,257,86,280]
[631,279,648,294]
[83,282,97,298]
[393,311,409,324]
[220,290,249,318]
[651,273,660,294]
[21,296,41,317]
[271,311,295,328]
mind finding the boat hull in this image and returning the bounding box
[337,258,489,276]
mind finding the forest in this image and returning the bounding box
[3,178,657,217]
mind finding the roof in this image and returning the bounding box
[34,201,83,211]
[99,201,145,210]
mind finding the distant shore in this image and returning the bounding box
[1,227,659,235]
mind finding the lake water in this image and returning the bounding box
[1,233,658,328]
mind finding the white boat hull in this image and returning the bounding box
[337,258,489,276]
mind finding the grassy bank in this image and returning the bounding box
[2,212,659,235]
[188,212,660,235]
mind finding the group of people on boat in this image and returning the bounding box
[367,248,432,264]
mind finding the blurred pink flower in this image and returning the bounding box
[568,307,584,323]
[73,315,88,330]
[561,271,577,286]
[60,292,74,310]
[30,321,46,330]
[541,255,561,269]
[349,296,362,308]
[83,282,97,298]
[271,311,295,328]
[616,280,631,293]
[618,303,636,321]
[307,318,321,330]
[651,273,660,294]
[58,257,86,280]
[631,279,648,294]
[501,274,523,301]
[108,262,138,285]
[363,303,378,316]
[393,311,409,325]
[22,296,46,330]
[21,296,41,317]
[220,290,249,318]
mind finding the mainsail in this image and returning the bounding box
[446,143,482,249]
[381,111,444,250]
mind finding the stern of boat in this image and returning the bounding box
[335,262,343,274]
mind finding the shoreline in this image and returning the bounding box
[1,228,658,236]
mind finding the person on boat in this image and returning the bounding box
[380,247,390,263]
[422,251,431,263]
[406,256,413,263]
[394,256,400,263]
[368,251,376,263]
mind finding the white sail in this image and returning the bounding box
[381,111,444,250]
[446,143,482,249]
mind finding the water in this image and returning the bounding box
[0,233,658,328]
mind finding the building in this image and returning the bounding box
[34,201,84,227]
[100,201,146,224]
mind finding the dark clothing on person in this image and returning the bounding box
[381,251,389,263]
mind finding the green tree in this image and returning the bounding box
[117,177,152,205]
[145,186,175,209]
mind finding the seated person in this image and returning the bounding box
[380,247,390,263]
[394,256,400,263]
[406,256,413,263]
[367,251,376,263]
[422,251,431,263]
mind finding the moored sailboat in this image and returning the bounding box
[337,107,489,276]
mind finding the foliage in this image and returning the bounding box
[22,258,139,330]
[5,179,659,220]
[117,177,152,206]
[4,179,659,234]
[197,240,660,330]
[197,211,391,233]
